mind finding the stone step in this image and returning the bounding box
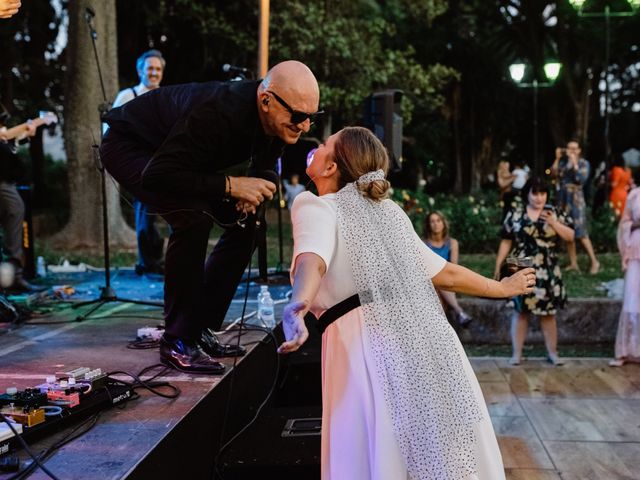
[454,298,621,344]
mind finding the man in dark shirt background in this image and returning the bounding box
[101,60,321,374]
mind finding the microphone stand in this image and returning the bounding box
[223,64,287,283]
[72,8,162,322]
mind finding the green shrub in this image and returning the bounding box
[391,188,618,253]
[590,203,618,253]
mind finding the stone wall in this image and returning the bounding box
[455,298,622,344]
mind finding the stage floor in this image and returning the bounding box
[475,356,640,480]
[0,275,638,479]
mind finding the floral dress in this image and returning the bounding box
[502,206,574,315]
[555,157,590,238]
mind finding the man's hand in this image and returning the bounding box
[0,0,21,18]
[278,300,310,354]
[229,176,276,207]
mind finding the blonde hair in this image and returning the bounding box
[332,127,390,201]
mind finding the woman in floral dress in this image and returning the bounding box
[494,177,575,365]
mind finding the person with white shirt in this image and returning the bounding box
[111,50,166,275]
[511,161,529,191]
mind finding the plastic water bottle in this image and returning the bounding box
[36,256,47,278]
[257,285,268,306]
[257,286,276,329]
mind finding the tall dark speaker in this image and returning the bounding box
[16,185,35,279]
[362,90,403,171]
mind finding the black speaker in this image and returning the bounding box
[16,185,35,279]
[362,90,403,171]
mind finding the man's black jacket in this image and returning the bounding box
[103,80,284,199]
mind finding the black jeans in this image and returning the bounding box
[161,207,259,339]
[101,130,261,340]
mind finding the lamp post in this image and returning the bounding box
[569,0,640,161]
[509,62,562,174]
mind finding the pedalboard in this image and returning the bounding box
[0,366,134,457]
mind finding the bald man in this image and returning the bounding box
[101,61,321,374]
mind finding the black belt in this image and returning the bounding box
[304,294,361,334]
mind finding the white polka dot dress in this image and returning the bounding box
[291,191,505,480]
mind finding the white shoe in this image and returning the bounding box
[547,354,564,366]
[509,356,522,366]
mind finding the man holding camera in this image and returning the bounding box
[551,140,600,274]
[101,60,321,374]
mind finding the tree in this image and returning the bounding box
[50,0,134,249]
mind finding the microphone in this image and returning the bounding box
[254,170,279,225]
[222,63,251,74]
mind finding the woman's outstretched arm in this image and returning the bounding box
[278,252,326,354]
[433,261,534,298]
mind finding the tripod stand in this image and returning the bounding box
[72,8,162,322]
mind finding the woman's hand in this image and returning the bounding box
[540,209,558,227]
[278,300,310,354]
[554,147,563,160]
[499,267,536,297]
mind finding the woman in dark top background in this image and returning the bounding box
[423,211,473,327]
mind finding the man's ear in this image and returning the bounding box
[259,92,270,110]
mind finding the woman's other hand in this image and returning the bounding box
[278,300,310,354]
[499,267,536,297]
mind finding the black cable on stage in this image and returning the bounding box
[0,413,61,480]
[210,223,283,480]
[7,412,102,480]
[127,337,161,349]
[212,330,280,480]
[107,364,181,399]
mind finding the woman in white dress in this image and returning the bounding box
[278,127,536,480]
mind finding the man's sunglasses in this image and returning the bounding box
[267,90,324,125]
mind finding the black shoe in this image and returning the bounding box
[160,336,226,374]
[199,328,246,358]
[10,277,45,293]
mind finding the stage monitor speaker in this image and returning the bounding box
[362,90,403,172]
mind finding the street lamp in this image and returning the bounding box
[509,62,562,174]
[569,0,640,161]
